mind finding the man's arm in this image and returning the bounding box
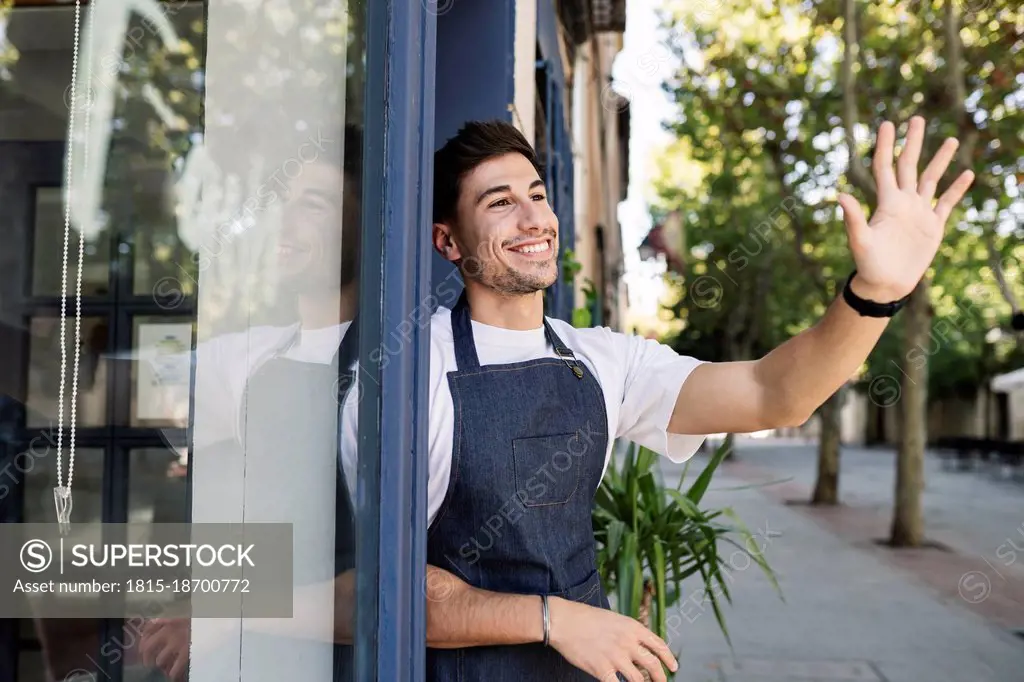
[669,116,974,437]
[425,565,542,648]
[669,289,889,434]
[425,565,678,680]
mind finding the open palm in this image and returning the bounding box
[837,116,975,301]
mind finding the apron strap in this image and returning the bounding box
[451,290,582,375]
[334,316,360,373]
[335,317,361,406]
[451,291,482,370]
[542,318,575,360]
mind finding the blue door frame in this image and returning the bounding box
[357,1,434,679]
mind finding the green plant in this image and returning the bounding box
[592,439,781,646]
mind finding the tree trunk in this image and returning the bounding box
[811,388,843,505]
[891,282,930,547]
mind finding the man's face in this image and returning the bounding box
[278,161,360,294]
[443,152,558,295]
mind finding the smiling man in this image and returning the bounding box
[418,118,974,681]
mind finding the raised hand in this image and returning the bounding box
[837,116,975,302]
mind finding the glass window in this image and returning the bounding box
[25,316,109,429]
[128,446,188,525]
[130,315,193,428]
[1,0,372,680]
[31,187,112,297]
[19,448,105,682]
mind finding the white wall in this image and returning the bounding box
[513,0,537,142]
[840,389,867,445]
[1009,388,1024,440]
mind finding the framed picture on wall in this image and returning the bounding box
[131,318,193,427]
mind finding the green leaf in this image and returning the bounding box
[606,519,626,560]
[686,439,731,504]
[653,540,667,638]
[617,532,638,617]
[571,307,593,329]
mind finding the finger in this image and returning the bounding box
[896,116,925,190]
[599,666,625,682]
[838,193,870,253]
[154,640,182,672]
[634,646,668,682]
[169,650,189,681]
[139,631,163,664]
[934,170,975,224]
[871,121,898,194]
[614,660,645,682]
[918,137,960,202]
[639,629,678,674]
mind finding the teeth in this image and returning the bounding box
[512,242,550,254]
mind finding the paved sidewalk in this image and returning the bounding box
[657,438,1024,682]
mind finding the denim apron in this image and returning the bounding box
[426,292,612,681]
[238,321,358,681]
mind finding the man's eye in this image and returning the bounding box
[489,198,511,208]
[531,194,547,202]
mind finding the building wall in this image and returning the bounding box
[927,394,988,439]
[513,0,538,143]
[1009,388,1024,440]
[840,390,868,446]
[566,28,627,330]
[841,386,1017,446]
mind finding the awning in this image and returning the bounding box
[991,367,1024,393]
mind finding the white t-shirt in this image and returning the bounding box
[150,321,357,496]
[339,307,708,527]
[186,321,353,446]
[155,312,707,527]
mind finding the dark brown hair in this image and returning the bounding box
[432,120,544,225]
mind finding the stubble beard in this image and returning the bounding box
[485,259,558,296]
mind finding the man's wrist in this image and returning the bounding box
[847,274,905,304]
[540,594,550,646]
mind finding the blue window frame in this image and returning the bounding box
[356,1,435,680]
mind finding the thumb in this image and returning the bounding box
[838,193,869,250]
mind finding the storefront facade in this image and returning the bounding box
[0,0,628,679]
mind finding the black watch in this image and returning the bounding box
[842,270,909,318]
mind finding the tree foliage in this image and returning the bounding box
[653,0,1024,401]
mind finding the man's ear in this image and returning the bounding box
[432,222,462,263]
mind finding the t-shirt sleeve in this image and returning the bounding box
[614,331,707,463]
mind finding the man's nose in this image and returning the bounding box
[518,201,552,234]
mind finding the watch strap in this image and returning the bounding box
[842,270,909,318]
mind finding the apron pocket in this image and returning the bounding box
[549,569,604,606]
[512,432,582,507]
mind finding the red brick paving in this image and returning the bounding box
[724,458,1024,632]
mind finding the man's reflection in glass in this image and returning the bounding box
[137,125,362,682]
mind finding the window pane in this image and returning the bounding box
[18,617,102,682]
[185,2,369,679]
[20,442,105,674]
[130,315,194,428]
[26,317,109,429]
[2,0,371,680]
[22,446,103,524]
[124,4,206,297]
[30,187,112,297]
[128,446,188,525]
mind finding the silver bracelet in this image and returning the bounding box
[541,594,550,647]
